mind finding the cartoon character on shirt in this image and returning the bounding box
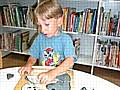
[42,48,60,66]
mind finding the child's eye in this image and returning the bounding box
[45,23,49,26]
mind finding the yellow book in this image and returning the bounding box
[78,12,83,33]
[86,9,93,33]
[62,8,69,31]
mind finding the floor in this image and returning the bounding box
[1,53,120,86]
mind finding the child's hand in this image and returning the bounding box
[18,64,32,75]
[38,69,57,84]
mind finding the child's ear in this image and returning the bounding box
[57,15,63,26]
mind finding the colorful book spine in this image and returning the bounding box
[78,11,83,33]
[91,9,97,34]
[69,12,76,32]
[62,8,69,31]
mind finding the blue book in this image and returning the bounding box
[91,9,98,34]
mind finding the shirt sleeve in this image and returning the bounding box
[63,35,77,62]
[28,35,40,59]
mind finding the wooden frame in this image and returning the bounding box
[0,49,2,68]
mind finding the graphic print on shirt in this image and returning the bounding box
[42,48,60,66]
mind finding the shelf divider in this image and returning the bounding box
[91,0,102,75]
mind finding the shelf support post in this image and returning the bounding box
[0,49,3,68]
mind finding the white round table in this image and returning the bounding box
[0,66,120,90]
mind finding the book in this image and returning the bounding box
[73,12,80,32]
[62,8,69,31]
[78,11,83,33]
[21,31,29,52]
[85,9,93,33]
[73,38,80,57]
[91,9,98,34]
[62,7,76,31]
[69,12,75,32]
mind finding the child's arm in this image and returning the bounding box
[18,56,37,75]
[26,56,37,67]
[38,57,74,84]
[52,57,74,75]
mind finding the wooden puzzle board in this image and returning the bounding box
[14,67,75,90]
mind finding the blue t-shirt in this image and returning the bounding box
[28,32,77,66]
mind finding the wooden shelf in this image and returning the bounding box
[94,64,120,72]
[2,51,11,58]
[1,49,29,57]
[1,52,39,69]
[98,35,120,40]
[1,26,37,31]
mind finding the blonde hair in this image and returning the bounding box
[34,0,63,20]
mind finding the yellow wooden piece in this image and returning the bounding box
[14,74,28,90]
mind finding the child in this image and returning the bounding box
[19,0,76,84]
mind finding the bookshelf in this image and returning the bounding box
[0,0,38,57]
[60,0,120,73]
[93,0,120,71]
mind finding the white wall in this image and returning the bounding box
[103,1,120,15]
[60,0,98,11]
[0,0,37,6]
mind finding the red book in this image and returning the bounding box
[69,12,76,32]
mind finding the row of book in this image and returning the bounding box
[0,30,29,52]
[0,4,120,36]
[62,6,120,36]
[62,7,98,34]
[98,7,120,36]
[95,39,120,68]
[0,3,35,28]
[0,4,99,34]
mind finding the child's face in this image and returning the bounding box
[37,16,62,37]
